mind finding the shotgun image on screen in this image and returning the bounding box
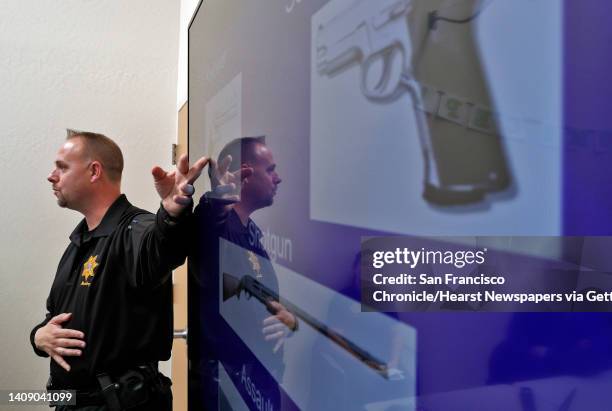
[223,272,396,380]
[315,0,512,205]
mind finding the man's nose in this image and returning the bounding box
[48,170,58,183]
[274,174,282,185]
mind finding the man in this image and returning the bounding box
[31,130,208,410]
[190,136,296,410]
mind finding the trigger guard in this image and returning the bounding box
[361,45,405,101]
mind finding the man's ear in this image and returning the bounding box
[90,161,103,183]
[241,163,251,184]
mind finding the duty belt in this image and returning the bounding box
[47,362,168,410]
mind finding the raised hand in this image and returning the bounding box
[152,154,209,217]
[34,313,86,372]
[208,155,253,204]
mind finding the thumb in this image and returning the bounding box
[50,312,72,325]
[268,301,282,311]
[151,166,167,182]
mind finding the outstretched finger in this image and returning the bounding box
[151,166,168,182]
[262,323,285,335]
[177,154,190,175]
[56,329,85,340]
[52,354,70,372]
[273,336,285,353]
[186,156,209,184]
[263,315,281,327]
[264,330,285,342]
[57,338,86,348]
[55,347,82,357]
[218,155,232,176]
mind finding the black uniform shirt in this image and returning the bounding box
[30,195,189,390]
[192,196,284,377]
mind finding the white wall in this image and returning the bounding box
[177,0,200,109]
[0,1,179,408]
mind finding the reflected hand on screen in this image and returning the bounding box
[208,155,253,204]
[262,300,297,353]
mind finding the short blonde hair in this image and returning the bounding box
[66,129,124,182]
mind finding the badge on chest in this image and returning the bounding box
[247,250,263,279]
[81,255,99,287]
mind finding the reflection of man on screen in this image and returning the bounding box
[191,136,296,409]
[210,136,297,344]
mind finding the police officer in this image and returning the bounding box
[30,130,208,410]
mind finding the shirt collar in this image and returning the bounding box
[69,194,131,246]
[229,208,253,232]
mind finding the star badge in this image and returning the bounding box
[81,255,99,287]
[247,251,263,279]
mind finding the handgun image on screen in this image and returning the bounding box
[223,272,394,379]
[315,0,512,205]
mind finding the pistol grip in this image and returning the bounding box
[361,45,405,101]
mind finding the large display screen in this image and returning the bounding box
[189,0,612,409]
